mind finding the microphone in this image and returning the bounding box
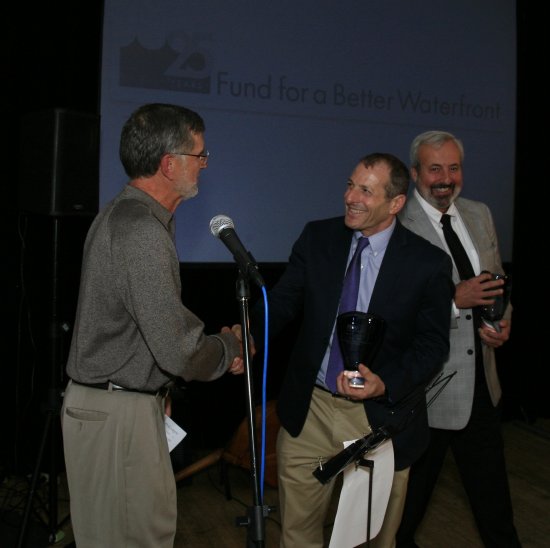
[210,215,265,287]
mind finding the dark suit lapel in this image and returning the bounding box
[302,220,354,342]
[369,222,408,312]
[324,224,354,310]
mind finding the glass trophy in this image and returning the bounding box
[336,311,385,388]
[480,272,512,332]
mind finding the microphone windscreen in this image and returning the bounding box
[210,214,234,237]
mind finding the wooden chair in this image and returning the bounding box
[174,400,280,497]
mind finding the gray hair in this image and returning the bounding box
[409,130,464,168]
[119,103,205,179]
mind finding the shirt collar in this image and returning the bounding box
[122,185,174,230]
[353,217,395,254]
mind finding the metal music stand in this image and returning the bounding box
[356,457,375,546]
[312,372,457,546]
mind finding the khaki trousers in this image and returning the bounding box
[61,381,176,548]
[277,387,409,548]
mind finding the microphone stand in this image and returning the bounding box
[234,273,270,547]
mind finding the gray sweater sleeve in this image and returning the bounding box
[67,192,241,390]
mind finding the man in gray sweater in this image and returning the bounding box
[62,103,245,548]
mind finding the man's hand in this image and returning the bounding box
[479,318,511,348]
[454,271,505,309]
[164,394,172,417]
[336,364,386,400]
[221,324,255,375]
[227,356,245,374]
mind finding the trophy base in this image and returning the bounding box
[344,370,365,388]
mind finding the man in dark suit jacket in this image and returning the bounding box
[251,152,454,547]
[396,131,521,547]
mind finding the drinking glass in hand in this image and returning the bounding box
[336,311,385,388]
[480,272,512,332]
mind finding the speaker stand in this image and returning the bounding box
[16,217,72,547]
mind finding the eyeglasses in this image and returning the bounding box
[169,150,209,166]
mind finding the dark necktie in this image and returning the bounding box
[325,237,370,392]
[440,213,475,280]
[440,213,484,376]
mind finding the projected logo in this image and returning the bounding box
[119,34,212,94]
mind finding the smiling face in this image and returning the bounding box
[411,140,463,212]
[344,161,405,236]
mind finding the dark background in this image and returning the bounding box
[2,2,540,480]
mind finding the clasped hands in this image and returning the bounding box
[454,271,510,348]
[220,324,256,375]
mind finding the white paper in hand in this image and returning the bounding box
[164,415,187,452]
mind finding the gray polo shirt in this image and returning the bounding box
[66,185,239,391]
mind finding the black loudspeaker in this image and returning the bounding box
[19,108,100,216]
